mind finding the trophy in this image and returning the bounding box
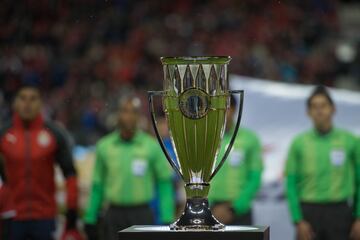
[148,56,244,230]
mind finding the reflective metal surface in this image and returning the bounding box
[148,56,244,230]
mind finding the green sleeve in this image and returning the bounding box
[232,171,262,214]
[83,144,106,224]
[152,141,174,181]
[158,180,175,223]
[354,137,360,218]
[285,139,303,223]
[152,141,175,223]
[232,134,263,215]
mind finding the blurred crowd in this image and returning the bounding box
[0,0,359,145]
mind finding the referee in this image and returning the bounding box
[209,95,263,225]
[285,86,360,240]
[83,95,175,240]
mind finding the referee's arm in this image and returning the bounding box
[84,144,106,225]
[285,139,303,223]
[152,143,175,224]
[354,138,360,218]
[232,134,263,215]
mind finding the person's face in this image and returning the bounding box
[307,94,335,129]
[118,99,139,133]
[13,88,42,121]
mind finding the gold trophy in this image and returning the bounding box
[148,56,244,230]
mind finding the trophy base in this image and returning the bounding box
[119,225,270,240]
[170,197,224,231]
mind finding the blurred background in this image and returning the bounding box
[1,0,360,239]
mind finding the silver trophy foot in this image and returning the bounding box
[170,198,224,231]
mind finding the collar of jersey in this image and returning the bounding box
[312,127,336,138]
[13,113,44,130]
[114,129,142,144]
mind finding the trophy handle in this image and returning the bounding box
[209,90,244,181]
[148,91,185,180]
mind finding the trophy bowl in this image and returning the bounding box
[148,56,244,230]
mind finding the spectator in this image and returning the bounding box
[1,0,356,145]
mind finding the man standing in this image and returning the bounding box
[83,95,174,240]
[285,86,360,240]
[209,95,263,225]
[0,85,79,240]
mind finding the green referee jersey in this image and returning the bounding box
[209,128,263,215]
[84,130,175,224]
[285,127,360,222]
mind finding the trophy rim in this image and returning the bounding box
[160,56,231,65]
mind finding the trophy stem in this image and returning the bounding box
[170,184,224,230]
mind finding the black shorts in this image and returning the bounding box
[6,219,55,240]
[300,201,353,240]
[102,204,155,240]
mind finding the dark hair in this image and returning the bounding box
[306,85,334,108]
[117,94,142,111]
[16,83,41,95]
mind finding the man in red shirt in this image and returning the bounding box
[0,85,79,240]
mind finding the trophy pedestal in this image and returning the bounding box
[118,225,270,240]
